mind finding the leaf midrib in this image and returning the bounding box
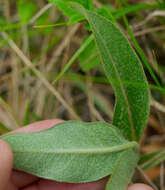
[13,141,137,154]
[87,12,136,140]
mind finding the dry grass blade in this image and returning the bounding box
[160,162,164,190]
[134,26,165,37]
[0,97,19,129]
[133,10,165,30]
[151,97,165,113]
[87,80,105,122]
[1,32,80,120]
[29,3,53,25]
[137,166,159,190]
[46,24,81,72]
[141,150,165,169]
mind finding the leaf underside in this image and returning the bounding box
[1,121,138,183]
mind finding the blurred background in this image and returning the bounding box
[0,0,165,189]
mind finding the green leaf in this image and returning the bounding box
[17,0,38,23]
[83,10,150,141]
[79,35,100,72]
[49,0,93,9]
[0,121,11,135]
[106,149,139,190]
[94,5,115,22]
[34,8,53,35]
[1,121,138,182]
[112,3,159,19]
[139,150,165,170]
[52,34,94,84]
[48,0,93,24]
[139,150,162,166]
[51,1,84,24]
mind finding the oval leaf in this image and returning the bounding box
[1,121,138,182]
[83,10,150,141]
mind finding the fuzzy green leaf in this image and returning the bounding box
[1,121,138,183]
[83,10,150,141]
[49,1,84,24]
[49,0,93,24]
[106,149,139,190]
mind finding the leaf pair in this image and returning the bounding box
[50,0,150,141]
